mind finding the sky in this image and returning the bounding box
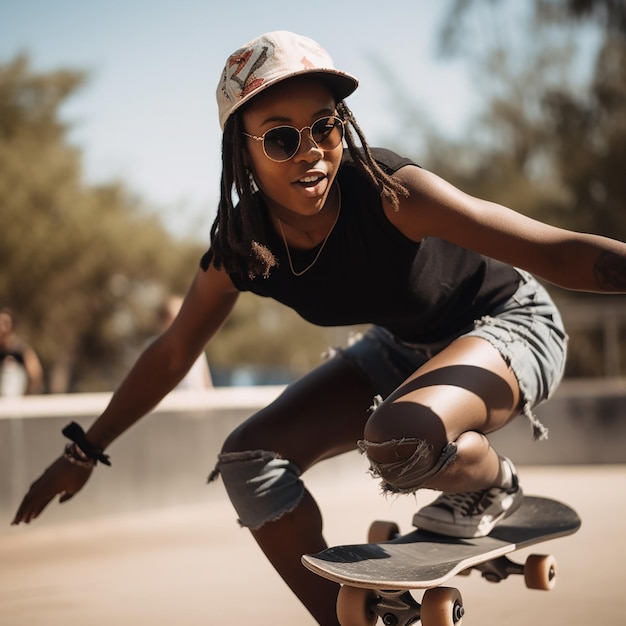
[1,0,490,238]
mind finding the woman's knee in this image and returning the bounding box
[210,410,305,530]
[359,435,458,495]
[362,396,449,458]
[220,406,276,454]
[220,420,254,455]
[359,399,455,494]
[211,448,306,529]
[360,399,497,493]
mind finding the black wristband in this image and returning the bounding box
[62,422,111,466]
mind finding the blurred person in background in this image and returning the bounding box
[0,307,44,396]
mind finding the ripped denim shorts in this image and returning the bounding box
[338,270,568,440]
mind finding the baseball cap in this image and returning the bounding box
[216,31,359,130]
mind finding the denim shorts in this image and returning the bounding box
[338,270,568,440]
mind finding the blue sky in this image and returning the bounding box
[1,1,490,237]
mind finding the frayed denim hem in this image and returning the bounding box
[357,439,458,495]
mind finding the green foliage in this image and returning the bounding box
[0,54,336,391]
[430,0,626,376]
[206,292,334,378]
[5,2,625,389]
[430,0,626,235]
[540,37,626,237]
[0,55,206,391]
[371,1,626,377]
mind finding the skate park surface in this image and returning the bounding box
[2,461,624,626]
[2,383,625,625]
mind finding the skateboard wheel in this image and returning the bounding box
[368,521,400,543]
[336,585,378,626]
[524,554,557,590]
[421,587,464,626]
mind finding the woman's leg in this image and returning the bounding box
[217,355,377,626]
[362,336,524,535]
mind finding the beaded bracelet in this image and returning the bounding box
[62,422,111,467]
[63,443,95,469]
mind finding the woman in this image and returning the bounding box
[13,31,626,625]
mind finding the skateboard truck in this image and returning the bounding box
[376,590,465,626]
[374,590,420,626]
[471,553,558,589]
[473,555,525,583]
[338,586,465,626]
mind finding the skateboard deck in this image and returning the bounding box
[303,496,580,591]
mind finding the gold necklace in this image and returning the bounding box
[278,185,341,277]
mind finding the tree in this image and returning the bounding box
[0,55,336,391]
[432,0,626,234]
[0,55,206,391]
[433,0,626,376]
[378,0,626,376]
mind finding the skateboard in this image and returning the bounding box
[302,496,581,626]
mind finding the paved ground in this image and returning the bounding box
[1,462,624,625]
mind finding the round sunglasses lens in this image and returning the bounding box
[311,117,343,147]
[265,127,301,161]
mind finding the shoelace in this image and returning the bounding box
[437,489,497,515]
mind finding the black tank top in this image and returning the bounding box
[202,148,520,343]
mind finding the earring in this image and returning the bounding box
[247,170,259,193]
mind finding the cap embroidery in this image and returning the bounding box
[216,31,358,129]
[226,45,271,102]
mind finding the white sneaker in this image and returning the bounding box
[412,458,523,538]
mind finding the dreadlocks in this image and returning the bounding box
[337,101,409,211]
[205,100,409,280]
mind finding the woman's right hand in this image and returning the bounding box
[11,456,93,525]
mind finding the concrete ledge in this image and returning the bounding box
[0,386,286,419]
[1,387,285,531]
[2,380,624,531]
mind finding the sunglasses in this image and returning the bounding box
[243,115,344,162]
